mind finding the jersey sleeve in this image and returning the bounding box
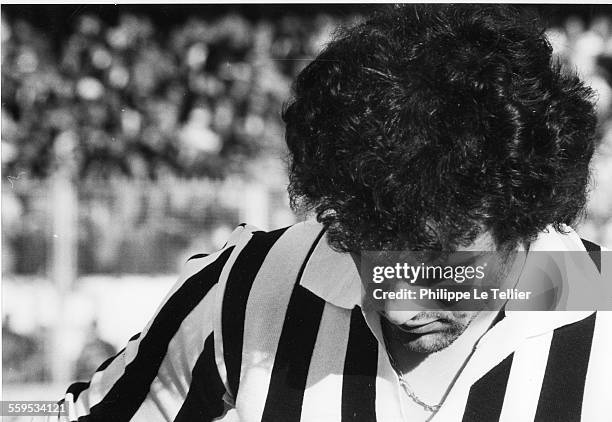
[48,224,256,422]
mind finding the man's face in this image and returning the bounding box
[368,231,525,354]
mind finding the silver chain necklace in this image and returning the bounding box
[382,319,443,414]
[385,344,443,413]
[397,373,442,413]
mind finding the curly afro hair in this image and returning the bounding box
[283,4,598,252]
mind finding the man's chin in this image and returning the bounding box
[398,331,460,353]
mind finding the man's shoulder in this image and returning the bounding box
[219,219,327,295]
[187,220,324,262]
[248,220,324,244]
[234,220,325,261]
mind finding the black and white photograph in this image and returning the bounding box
[1,2,612,421]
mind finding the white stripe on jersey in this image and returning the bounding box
[498,331,553,422]
[300,303,351,422]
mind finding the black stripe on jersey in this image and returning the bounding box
[173,333,226,422]
[79,246,235,422]
[534,312,596,422]
[342,307,378,422]
[67,382,91,403]
[462,353,513,422]
[222,227,289,399]
[261,285,326,422]
[581,238,602,273]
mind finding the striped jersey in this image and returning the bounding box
[53,220,611,422]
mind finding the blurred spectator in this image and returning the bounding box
[74,320,116,381]
[2,315,46,382]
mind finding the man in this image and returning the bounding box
[54,5,611,422]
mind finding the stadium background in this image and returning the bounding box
[2,4,612,409]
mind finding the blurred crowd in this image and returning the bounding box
[1,11,343,179]
[1,8,612,385]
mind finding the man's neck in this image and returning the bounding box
[382,311,501,405]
